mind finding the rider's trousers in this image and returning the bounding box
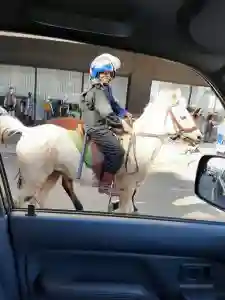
[88,126,125,175]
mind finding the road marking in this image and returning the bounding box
[215,208,225,214]
[182,211,217,220]
[171,187,192,192]
[172,196,204,206]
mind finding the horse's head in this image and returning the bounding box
[164,89,202,144]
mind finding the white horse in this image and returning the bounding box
[0,89,202,213]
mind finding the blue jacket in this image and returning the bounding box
[103,85,127,118]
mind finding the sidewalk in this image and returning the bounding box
[0,133,20,154]
[0,144,16,154]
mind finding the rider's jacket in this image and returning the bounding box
[80,84,123,130]
[103,84,127,118]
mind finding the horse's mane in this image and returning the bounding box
[142,89,172,114]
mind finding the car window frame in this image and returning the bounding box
[0,153,14,216]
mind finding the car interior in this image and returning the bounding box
[1,0,225,300]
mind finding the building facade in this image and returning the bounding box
[0,32,221,120]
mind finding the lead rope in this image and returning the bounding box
[124,133,139,174]
[124,117,139,174]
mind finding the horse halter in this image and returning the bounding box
[168,105,198,137]
[135,104,199,142]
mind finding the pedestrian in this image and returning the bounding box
[24,92,34,125]
[4,86,17,116]
[203,113,215,142]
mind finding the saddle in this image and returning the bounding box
[74,122,103,176]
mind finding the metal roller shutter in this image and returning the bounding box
[36,68,83,119]
[0,64,35,96]
[37,68,82,100]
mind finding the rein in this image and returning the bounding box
[134,107,198,139]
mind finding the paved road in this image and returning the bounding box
[2,140,225,221]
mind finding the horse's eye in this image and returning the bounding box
[180,116,187,120]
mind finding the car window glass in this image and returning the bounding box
[2,35,224,222]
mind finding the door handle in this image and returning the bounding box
[179,264,212,283]
[179,264,215,300]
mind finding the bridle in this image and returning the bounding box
[124,104,199,174]
[134,105,198,140]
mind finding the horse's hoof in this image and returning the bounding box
[108,201,120,212]
[112,202,120,211]
[133,206,138,212]
[108,203,114,213]
[75,202,84,211]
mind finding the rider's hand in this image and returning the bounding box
[121,119,133,134]
[125,112,132,119]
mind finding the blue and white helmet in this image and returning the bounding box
[89,53,121,83]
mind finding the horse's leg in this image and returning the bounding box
[16,183,37,208]
[131,188,138,212]
[111,188,138,212]
[62,175,84,211]
[33,172,60,209]
[115,189,134,214]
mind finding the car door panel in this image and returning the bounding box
[0,216,20,300]
[8,211,225,300]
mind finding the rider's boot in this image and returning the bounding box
[98,172,119,196]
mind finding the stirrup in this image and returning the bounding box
[76,127,89,179]
[99,180,119,197]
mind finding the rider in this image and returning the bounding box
[80,53,132,193]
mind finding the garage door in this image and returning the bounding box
[83,73,128,108]
[0,64,35,96]
[36,68,83,119]
[37,68,82,100]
